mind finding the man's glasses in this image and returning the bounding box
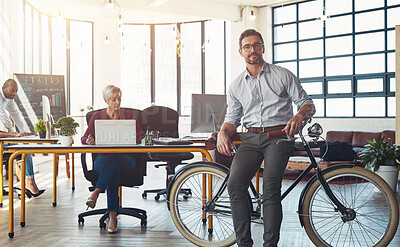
[241,43,264,52]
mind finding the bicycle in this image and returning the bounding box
[167,120,399,247]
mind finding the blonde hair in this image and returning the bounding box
[103,85,121,100]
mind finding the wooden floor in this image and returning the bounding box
[0,155,399,247]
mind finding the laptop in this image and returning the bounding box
[95,119,136,145]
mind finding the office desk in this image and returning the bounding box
[0,137,59,207]
[6,143,212,238]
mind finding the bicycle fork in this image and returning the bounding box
[303,143,353,222]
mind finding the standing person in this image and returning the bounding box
[1,79,44,197]
[216,29,315,247]
[81,84,145,233]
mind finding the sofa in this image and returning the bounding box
[208,130,396,168]
[292,130,396,161]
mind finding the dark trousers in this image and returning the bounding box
[94,154,136,211]
[227,132,294,247]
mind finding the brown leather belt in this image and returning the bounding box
[247,125,286,133]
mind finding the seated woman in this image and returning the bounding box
[1,131,45,197]
[81,85,144,233]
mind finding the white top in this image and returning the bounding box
[0,88,29,133]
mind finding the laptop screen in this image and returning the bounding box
[95,119,136,145]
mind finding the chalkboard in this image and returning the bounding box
[13,73,67,132]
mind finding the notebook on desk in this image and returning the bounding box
[95,119,136,145]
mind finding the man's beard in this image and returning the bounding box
[246,53,263,65]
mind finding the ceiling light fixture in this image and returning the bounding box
[107,0,114,9]
[117,14,123,25]
[316,7,330,22]
[249,10,256,21]
[148,0,169,7]
[104,35,110,45]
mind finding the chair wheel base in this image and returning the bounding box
[99,222,106,229]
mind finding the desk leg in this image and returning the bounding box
[71,153,75,191]
[207,174,213,233]
[0,142,3,207]
[21,154,26,227]
[8,153,18,238]
[53,153,57,207]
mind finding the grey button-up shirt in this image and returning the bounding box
[224,62,313,129]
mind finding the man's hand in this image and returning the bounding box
[283,114,303,136]
[18,132,33,137]
[283,103,315,136]
[217,131,234,156]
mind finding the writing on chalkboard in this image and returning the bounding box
[13,74,67,132]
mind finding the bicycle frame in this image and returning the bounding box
[203,120,351,222]
[282,125,348,217]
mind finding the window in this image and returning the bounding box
[272,0,397,117]
[120,25,151,110]
[181,22,201,115]
[154,24,178,110]
[205,20,226,94]
[0,0,13,82]
[69,20,93,116]
[121,20,227,116]
[23,1,94,115]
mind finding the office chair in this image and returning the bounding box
[77,108,147,228]
[141,106,194,201]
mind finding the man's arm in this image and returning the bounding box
[6,100,30,133]
[0,105,15,133]
[0,130,22,138]
[216,122,238,156]
[283,103,315,136]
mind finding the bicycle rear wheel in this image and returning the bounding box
[169,165,236,247]
[302,166,399,247]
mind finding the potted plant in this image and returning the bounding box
[52,116,80,146]
[359,137,400,192]
[34,119,47,138]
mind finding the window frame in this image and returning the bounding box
[272,0,398,118]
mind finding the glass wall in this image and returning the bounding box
[272,0,399,117]
[154,24,178,110]
[22,1,93,115]
[0,0,12,83]
[180,22,202,115]
[69,20,93,116]
[121,20,227,115]
[120,25,151,110]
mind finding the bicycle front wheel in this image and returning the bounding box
[302,166,399,247]
[169,165,236,247]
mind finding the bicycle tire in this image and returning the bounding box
[301,166,399,247]
[169,165,236,247]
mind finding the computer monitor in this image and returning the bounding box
[42,95,54,124]
[191,94,227,133]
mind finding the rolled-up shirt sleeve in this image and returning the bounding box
[284,70,314,110]
[224,85,243,128]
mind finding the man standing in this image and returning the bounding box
[217,29,315,247]
[1,79,44,197]
[1,79,30,135]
